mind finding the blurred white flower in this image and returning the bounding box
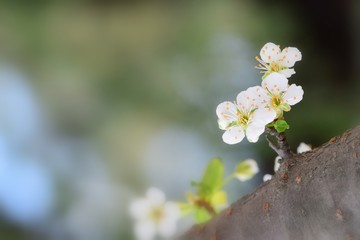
[260,73,304,117]
[297,142,312,153]
[130,188,180,240]
[263,174,273,182]
[234,159,259,182]
[256,42,302,78]
[216,87,276,144]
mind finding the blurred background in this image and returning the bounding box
[0,0,359,239]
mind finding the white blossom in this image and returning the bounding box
[263,174,273,182]
[274,156,281,172]
[235,159,259,181]
[260,72,304,117]
[129,188,180,240]
[297,142,312,153]
[216,87,276,144]
[256,42,302,78]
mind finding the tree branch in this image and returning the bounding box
[182,125,360,240]
[265,127,293,159]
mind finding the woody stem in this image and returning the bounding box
[265,127,293,159]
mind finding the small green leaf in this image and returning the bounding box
[194,207,212,223]
[274,119,290,133]
[197,158,224,198]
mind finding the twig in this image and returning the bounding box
[265,127,293,159]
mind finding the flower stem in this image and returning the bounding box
[265,127,293,159]
[223,173,235,187]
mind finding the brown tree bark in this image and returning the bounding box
[183,125,360,240]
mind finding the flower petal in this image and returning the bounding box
[216,101,238,125]
[236,90,252,113]
[222,127,245,144]
[283,84,304,105]
[279,68,296,78]
[158,219,177,238]
[242,86,271,109]
[158,202,180,237]
[263,174,273,182]
[278,47,302,67]
[260,42,281,63]
[262,72,288,95]
[297,142,312,153]
[235,159,259,181]
[246,121,266,143]
[252,108,276,125]
[163,202,180,220]
[146,188,166,206]
[130,199,152,220]
[218,119,229,130]
[274,156,281,172]
[134,220,156,240]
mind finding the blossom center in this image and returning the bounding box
[270,95,282,107]
[238,114,249,126]
[255,56,286,75]
[269,62,281,72]
[149,206,164,223]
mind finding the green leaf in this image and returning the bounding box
[197,158,224,198]
[194,207,212,224]
[274,119,290,133]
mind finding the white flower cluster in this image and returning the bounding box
[216,42,304,144]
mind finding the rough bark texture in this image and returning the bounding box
[183,125,360,240]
